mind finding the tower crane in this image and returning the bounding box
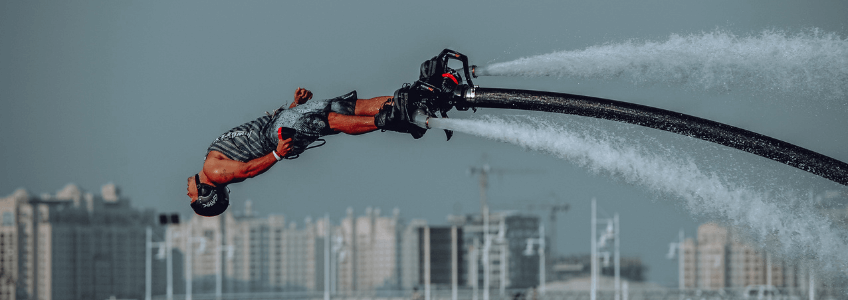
[526,193,570,258]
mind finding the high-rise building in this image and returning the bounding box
[683,222,803,290]
[449,211,542,290]
[174,204,409,295]
[337,207,402,292]
[172,201,327,294]
[399,220,466,289]
[0,183,160,300]
[400,219,426,290]
[420,226,465,288]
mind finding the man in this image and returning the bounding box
[187,87,420,216]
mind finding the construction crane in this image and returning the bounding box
[467,155,543,299]
[468,158,545,237]
[525,193,570,258]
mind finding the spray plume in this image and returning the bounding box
[429,115,848,275]
[477,29,848,105]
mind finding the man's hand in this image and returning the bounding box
[289,87,313,108]
[276,136,293,158]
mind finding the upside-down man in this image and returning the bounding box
[187,88,422,216]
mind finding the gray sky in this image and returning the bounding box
[2,1,847,285]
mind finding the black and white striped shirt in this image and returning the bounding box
[206,91,357,162]
[206,115,276,162]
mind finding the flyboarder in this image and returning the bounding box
[189,48,848,218]
[187,87,422,217]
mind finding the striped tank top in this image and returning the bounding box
[206,115,276,162]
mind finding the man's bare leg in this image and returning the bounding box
[327,96,391,134]
[328,113,378,135]
[330,95,424,136]
[354,96,392,116]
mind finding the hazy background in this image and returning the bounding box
[2,1,847,285]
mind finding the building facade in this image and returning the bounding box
[399,221,466,290]
[337,207,402,292]
[449,211,543,290]
[174,204,405,295]
[683,222,805,290]
[0,183,160,300]
[171,201,327,294]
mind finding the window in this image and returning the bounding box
[1,212,12,226]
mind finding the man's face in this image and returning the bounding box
[187,176,198,203]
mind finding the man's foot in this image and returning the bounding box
[374,90,426,139]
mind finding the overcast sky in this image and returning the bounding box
[2,1,847,285]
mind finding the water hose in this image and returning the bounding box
[458,87,848,186]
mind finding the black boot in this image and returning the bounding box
[374,90,426,139]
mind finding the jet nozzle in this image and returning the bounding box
[412,109,431,129]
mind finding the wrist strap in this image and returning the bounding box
[272,151,282,161]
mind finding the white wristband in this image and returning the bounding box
[272,151,282,161]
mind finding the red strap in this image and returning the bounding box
[442,73,458,85]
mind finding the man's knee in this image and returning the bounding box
[327,112,347,131]
[327,112,342,123]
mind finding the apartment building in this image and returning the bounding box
[0,183,159,300]
[683,222,802,290]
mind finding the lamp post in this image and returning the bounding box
[331,232,345,295]
[471,238,479,300]
[181,219,209,300]
[324,214,330,300]
[591,199,619,300]
[482,233,490,300]
[667,228,685,299]
[145,227,153,300]
[424,226,431,300]
[146,214,180,300]
[185,236,207,300]
[451,226,458,300]
[499,221,506,297]
[591,200,597,300]
[215,227,235,300]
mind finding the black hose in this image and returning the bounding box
[463,87,848,186]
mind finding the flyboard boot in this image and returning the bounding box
[376,49,478,140]
[374,85,427,139]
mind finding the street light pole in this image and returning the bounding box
[215,224,222,300]
[186,221,193,300]
[145,227,152,300]
[452,226,458,300]
[590,198,597,300]
[614,213,620,300]
[471,238,479,300]
[166,224,173,300]
[679,229,684,296]
[538,224,546,295]
[483,234,490,300]
[499,221,506,297]
[324,214,330,300]
[425,226,431,300]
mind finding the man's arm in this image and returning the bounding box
[203,137,293,185]
[289,87,313,109]
[203,152,278,185]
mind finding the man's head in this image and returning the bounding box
[187,174,229,217]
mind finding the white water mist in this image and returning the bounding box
[478,29,848,104]
[429,115,848,275]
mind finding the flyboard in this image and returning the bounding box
[395,49,848,186]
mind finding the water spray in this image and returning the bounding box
[394,49,848,187]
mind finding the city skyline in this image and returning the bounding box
[2,182,843,300]
[0,182,765,288]
[3,1,847,288]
